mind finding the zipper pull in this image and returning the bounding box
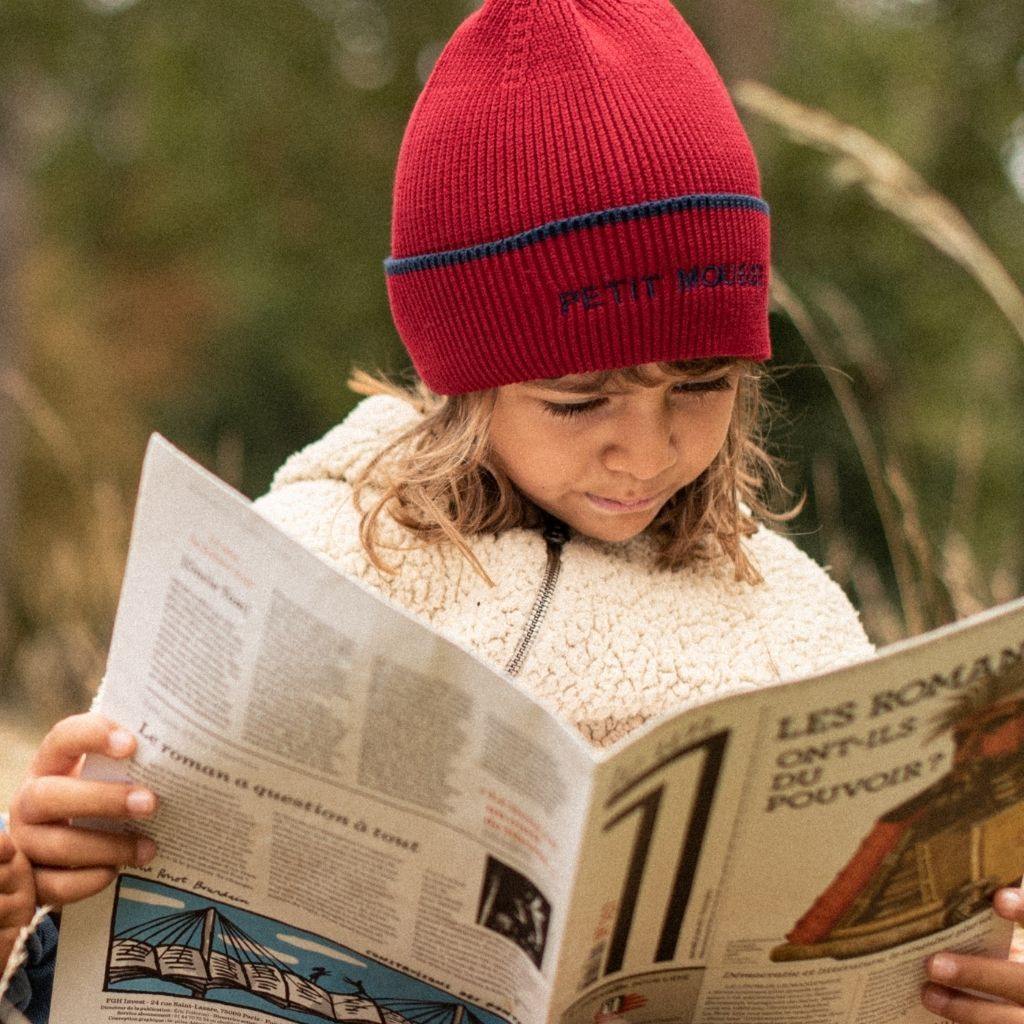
[541,514,571,549]
[505,515,571,677]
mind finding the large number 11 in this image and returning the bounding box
[600,730,729,976]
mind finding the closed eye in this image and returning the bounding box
[542,396,607,418]
[541,375,733,419]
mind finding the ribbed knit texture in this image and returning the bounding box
[385,0,771,394]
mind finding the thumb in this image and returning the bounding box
[994,887,1024,925]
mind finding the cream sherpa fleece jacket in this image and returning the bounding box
[252,395,876,748]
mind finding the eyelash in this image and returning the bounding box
[543,377,734,419]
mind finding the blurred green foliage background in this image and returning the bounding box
[0,0,1022,744]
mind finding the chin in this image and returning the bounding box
[570,515,652,544]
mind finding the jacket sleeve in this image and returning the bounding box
[747,524,877,680]
[1,912,58,1024]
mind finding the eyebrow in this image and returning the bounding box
[529,378,624,395]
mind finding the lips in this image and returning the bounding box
[584,491,663,513]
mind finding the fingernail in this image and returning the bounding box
[996,889,1023,914]
[928,954,957,982]
[126,789,156,817]
[922,984,949,1013]
[136,838,157,867]
[108,729,135,757]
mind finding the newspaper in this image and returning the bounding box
[48,435,1024,1024]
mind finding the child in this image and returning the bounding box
[4,1,1023,1020]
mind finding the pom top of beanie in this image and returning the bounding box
[385,0,772,394]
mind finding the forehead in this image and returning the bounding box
[525,358,737,393]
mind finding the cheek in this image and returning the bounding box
[489,408,578,492]
[681,399,736,468]
[503,434,584,494]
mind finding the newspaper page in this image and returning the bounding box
[45,432,1024,1024]
[552,596,1024,1024]
[49,435,596,1024]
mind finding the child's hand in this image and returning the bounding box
[0,831,36,966]
[8,713,158,908]
[922,888,1024,1021]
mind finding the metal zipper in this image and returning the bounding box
[505,516,571,677]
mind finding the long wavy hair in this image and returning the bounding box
[348,359,800,587]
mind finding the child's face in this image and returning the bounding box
[489,362,739,543]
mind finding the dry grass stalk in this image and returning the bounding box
[849,557,905,647]
[734,80,1024,349]
[743,83,1022,634]
[1,367,131,716]
[811,281,1021,626]
[947,412,985,541]
[885,462,956,625]
[810,283,890,393]
[0,369,84,481]
[810,452,853,588]
[770,270,928,635]
[940,530,990,619]
[86,479,130,617]
[991,557,1021,607]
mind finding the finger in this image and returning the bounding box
[12,777,157,826]
[0,833,14,864]
[0,846,35,909]
[14,824,156,871]
[0,844,30,892]
[995,889,1024,924]
[922,983,1024,1024]
[33,867,118,908]
[0,883,36,926]
[928,954,1024,1008]
[29,714,135,778]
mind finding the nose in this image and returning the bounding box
[601,407,678,482]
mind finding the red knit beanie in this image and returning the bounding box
[384,0,771,395]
